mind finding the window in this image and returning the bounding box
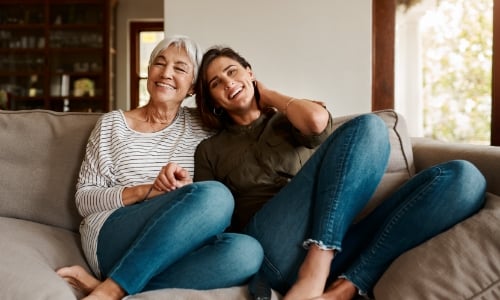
[372,0,499,145]
[129,22,164,109]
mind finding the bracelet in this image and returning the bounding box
[143,185,154,202]
[284,97,296,115]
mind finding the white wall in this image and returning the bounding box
[164,0,372,117]
[395,0,436,137]
[115,0,163,110]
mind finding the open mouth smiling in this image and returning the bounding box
[228,86,243,100]
[156,82,175,90]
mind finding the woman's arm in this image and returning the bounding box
[121,184,157,205]
[75,117,151,216]
[75,130,125,217]
[256,81,330,135]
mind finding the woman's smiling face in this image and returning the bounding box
[147,45,195,104]
[206,56,255,112]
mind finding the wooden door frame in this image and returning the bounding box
[372,0,396,112]
[492,0,500,145]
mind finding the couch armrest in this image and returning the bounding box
[411,137,500,195]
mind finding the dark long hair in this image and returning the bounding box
[195,46,254,129]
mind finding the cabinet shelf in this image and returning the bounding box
[50,24,102,30]
[9,96,45,101]
[0,24,45,29]
[49,47,104,53]
[0,71,45,76]
[0,0,117,112]
[52,71,102,76]
[0,48,46,53]
[51,96,103,101]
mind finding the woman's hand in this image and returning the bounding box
[153,162,193,192]
[254,80,329,135]
[254,80,273,108]
[122,163,192,205]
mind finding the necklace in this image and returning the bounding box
[143,106,179,132]
[147,121,164,132]
[127,115,172,132]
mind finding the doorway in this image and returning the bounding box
[129,21,164,109]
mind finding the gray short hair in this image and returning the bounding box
[148,35,203,81]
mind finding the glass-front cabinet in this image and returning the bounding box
[0,0,117,112]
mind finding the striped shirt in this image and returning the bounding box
[76,107,213,277]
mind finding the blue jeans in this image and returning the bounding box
[245,114,486,296]
[97,181,264,295]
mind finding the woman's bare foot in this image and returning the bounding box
[56,265,101,295]
[283,245,335,300]
[311,278,357,300]
[82,278,126,300]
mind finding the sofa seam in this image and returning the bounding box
[466,277,500,300]
[390,110,412,177]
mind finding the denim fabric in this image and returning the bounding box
[244,113,486,297]
[245,114,391,294]
[337,159,486,296]
[97,180,263,295]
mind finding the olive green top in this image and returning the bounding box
[194,109,334,231]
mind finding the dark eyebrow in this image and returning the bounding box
[224,64,236,72]
[208,64,236,86]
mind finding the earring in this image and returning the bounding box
[213,106,224,116]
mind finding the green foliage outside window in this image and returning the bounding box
[421,0,492,144]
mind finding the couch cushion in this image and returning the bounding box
[126,286,283,300]
[0,109,413,300]
[0,216,91,299]
[0,109,411,231]
[373,193,500,299]
[412,137,500,196]
[0,110,101,231]
[0,215,281,300]
[332,109,415,220]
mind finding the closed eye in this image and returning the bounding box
[175,66,188,73]
[209,77,220,89]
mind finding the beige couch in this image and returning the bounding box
[0,109,499,300]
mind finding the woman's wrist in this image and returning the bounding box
[283,97,297,115]
[122,184,153,205]
[142,184,154,201]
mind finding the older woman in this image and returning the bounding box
[56,36,263,300]
[194,46,486,300]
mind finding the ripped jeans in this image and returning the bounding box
[244,114,486,296]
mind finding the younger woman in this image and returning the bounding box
[194,46,486,299]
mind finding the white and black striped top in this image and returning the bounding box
[76,107,213,277]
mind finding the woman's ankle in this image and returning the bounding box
[89,278,126,300]
[322,278,357,300]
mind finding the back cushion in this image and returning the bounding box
[0,109,412,231]
[0,110,101,231]
[373,193,500,299]
[331,110,415,220]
